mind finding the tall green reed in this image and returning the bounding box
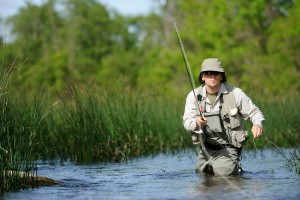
[267,144,300,174]
[0,65,35,192]
[243,95,300,173]
[46,84,192,163]
[263,97,300,146]
[0,62,57,193]
[244,95,300,149]
[35,84,300,165]
[1,60,299,175]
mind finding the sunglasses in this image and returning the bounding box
[203,71,221,76]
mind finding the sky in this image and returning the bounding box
[0,0,153,19]
[0,0,154,42]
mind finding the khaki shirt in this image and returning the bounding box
[183,83,265,135]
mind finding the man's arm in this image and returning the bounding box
[234,88,265,139]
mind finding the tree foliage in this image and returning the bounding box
[0,0,299,98]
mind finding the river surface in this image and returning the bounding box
[1,148,300,200]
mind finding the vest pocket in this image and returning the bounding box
[230,130,249,148]
[227,108,241,129]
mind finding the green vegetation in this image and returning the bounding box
[1,0,300,193]
[0,66,40,193]
[36,83,191,163]
[0,79,300,193]
[2,80,300,163]
[1,0,299,98]
[277,146,300,174]
[43,89,300,161]
[244,96,300,148]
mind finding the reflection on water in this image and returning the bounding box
[190,175,249,199]
[1,149,300,200]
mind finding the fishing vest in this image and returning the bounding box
[196,83,249,148]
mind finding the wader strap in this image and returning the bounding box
[204,142,242,155]
[219,93,223,111]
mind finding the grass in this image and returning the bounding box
[1,74,300,193]
[34,84,300,172]
[0,60,60,192]
[244,95,300,174]
[37,85,192,163]
[0,66,39,193]
[244,95,300,148]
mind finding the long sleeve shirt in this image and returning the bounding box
[183,83,265,135]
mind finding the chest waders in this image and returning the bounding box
[196,84,248,174]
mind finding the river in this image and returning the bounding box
[1,148,300,200]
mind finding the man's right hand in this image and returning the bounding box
[196,116,207,128]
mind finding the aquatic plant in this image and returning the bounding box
[0,63,34,192]
[27,82,300,164]
[43,84,192,163]
[244,94,300,149]
[270,145,300,174]
[289,147,300,174]
[1,56,299,174]
[0,59,60,192]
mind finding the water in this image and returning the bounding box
[1,148,300,200]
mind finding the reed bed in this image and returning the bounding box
[0,70,52,193]
[31,85,300,171]
[244,95,300,149]
[39,85,192,163]
[243,95,300,174]
[1,75,300,193]
[276,146,300,174]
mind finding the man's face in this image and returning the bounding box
[201,71,223,88]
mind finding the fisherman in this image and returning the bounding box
[183,58,265,176]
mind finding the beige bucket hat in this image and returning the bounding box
[200,58,224,72]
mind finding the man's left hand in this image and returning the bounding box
[252,124,263,139]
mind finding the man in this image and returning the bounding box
[183,58,264,176]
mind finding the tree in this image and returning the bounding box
[168,0,299,96]
[6,0,138,91]
[2,0,299,98]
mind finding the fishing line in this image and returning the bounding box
[247,137,262,172]
[264,137,282,151]
[244,136,285,173]
[264,137,288,160]
[264,137,300,174]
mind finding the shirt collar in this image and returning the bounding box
[219,83,229,95]
[202,83,228,97]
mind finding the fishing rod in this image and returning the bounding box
[173,22,202,117]
[173,22,210,160]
